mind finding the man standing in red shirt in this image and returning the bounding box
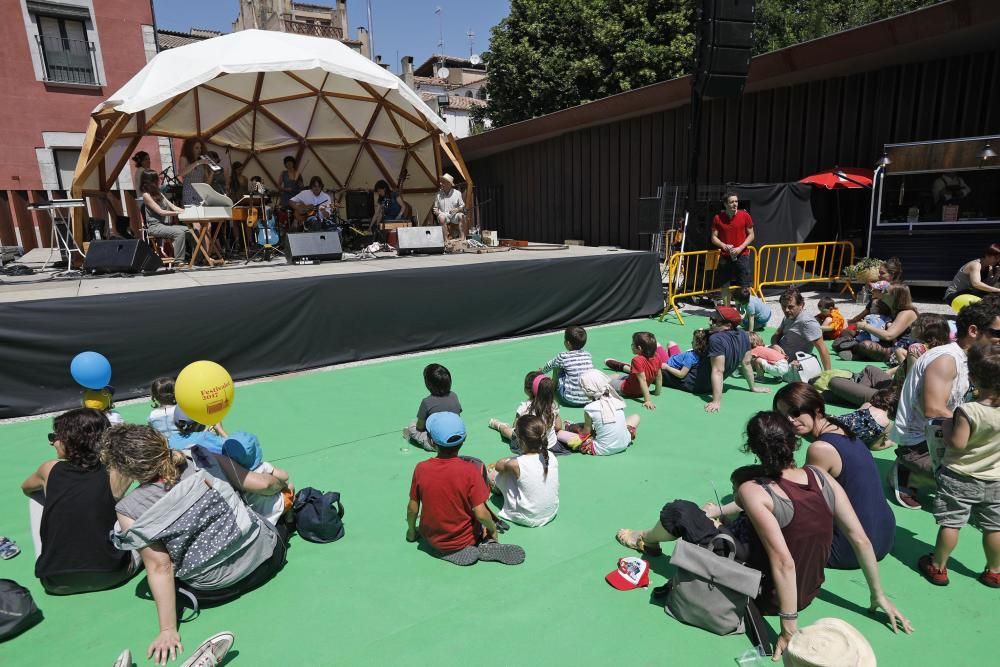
[711,191,755,306]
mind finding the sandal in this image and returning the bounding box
[616,528,663,557]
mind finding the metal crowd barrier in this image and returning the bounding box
[753,241,855,299]
[659,247,758,324]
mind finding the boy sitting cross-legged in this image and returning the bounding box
[406,412,526,566]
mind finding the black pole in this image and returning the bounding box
[686,84,703,239]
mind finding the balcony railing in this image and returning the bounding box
[282,17,343,39]
[35,35,100,85]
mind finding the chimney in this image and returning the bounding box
[401,56,414,88]
[356,26,370,59]
[337,0,348,37]
[375,54,382,66]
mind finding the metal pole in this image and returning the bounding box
[367,0,375,61]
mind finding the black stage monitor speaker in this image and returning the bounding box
[396,226,445,255]
[83,240,163,274]
[345,190,374,220]
[283,231,343,263]
[695,0,755,99]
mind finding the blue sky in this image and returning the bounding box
[152,1,510,72]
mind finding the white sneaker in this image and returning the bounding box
[180,632,235,667]
[113,649,132,667]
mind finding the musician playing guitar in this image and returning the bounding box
[371,169,411,237]
[433,173,467,242]
[289,176,334,232]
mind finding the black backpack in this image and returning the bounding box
[292,488,345,543]
[0,579,41,641]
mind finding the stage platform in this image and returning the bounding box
[0,245,663,418]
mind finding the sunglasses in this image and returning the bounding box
[989,328,1000,339]
[47,433,57,444]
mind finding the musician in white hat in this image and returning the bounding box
[433,173,466,241]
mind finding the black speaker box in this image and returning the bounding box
[83,240,163,274]
[282,231,343,263]
[345,190,374,220]
[695,0,755,99]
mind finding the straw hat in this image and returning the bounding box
[783,618,876,667]
[441,173,454,185]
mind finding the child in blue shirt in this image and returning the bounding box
[661,330,708,382]
[733,288,771,331]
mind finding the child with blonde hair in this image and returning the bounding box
[558,370,639,456]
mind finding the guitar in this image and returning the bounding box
[254,208,279,246]
[291,188,344,228]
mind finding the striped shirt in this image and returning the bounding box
[541,350,594,405]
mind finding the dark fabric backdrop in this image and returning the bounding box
[0,252,663,418]
[734,183,817,247]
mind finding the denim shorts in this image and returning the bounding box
[933,467,1000,532]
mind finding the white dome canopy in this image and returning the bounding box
[74,30,469,216]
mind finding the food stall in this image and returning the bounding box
[868,135,999,285]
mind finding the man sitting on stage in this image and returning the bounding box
[433,173,466,242]
[290,176,333,232]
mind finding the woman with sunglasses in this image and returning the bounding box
[20,408,139,594]
[773,383,895,569]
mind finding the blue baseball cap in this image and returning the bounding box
[222,432,263,470]
[426,412,466,447]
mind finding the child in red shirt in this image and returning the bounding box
[406,412,525,566]
[603,332,662,410]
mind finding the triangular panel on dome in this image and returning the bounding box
[367,110,405,146]
[347,149,387,190]
[323,75,374,99]
[406,144,440,189]
[309,101,358,139]
[288,68,327,91]
[203,72,258,103]
[102,137,134,187]
[311,143,364,187]
[371,144,406,183]
[263,98,316,139]
[197,88,249,135]
[148,91,198,137]
[389,110,432,146]
[329,98,378,138]
[259,71,313,101]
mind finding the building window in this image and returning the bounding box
[53,149,81,191]
[34,13,100,85]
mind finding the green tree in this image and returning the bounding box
[474,0,942,129]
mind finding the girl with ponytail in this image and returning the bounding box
[487,415,560,527]
[488,371,563,453]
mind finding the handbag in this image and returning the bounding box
[292,488,345,544]
[794,351,822,383]
[663,534,762,636]
[0,579,41,641]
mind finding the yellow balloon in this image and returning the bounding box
[175,361,234,425]
[951,294,981,313]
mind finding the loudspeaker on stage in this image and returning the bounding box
[396,226,445,255]
[283,231,343,263]
[83,240,163,274]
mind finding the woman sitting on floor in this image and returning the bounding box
[101,425,290,664]
[21,408,140,595]
[850,284,919,362]
[615,411,911,657]
[773,383,895,569]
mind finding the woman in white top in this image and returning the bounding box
[488,415,559,527]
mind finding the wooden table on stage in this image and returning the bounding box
[179,218,229,267]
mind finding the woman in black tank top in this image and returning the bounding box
[21,408,137,595]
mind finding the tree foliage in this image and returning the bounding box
[474,0,941,129]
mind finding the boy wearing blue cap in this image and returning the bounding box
[221,434,293,526]
[406,412,525,566]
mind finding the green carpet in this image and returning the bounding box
[0,317,993,665]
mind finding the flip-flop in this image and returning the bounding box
[616,529,663,557]
[180,631,235,667]
[113,649,132,667]
[477,540,525,565]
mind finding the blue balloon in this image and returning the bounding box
[70,351,112,390]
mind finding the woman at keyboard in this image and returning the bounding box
[139,171,193,265]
